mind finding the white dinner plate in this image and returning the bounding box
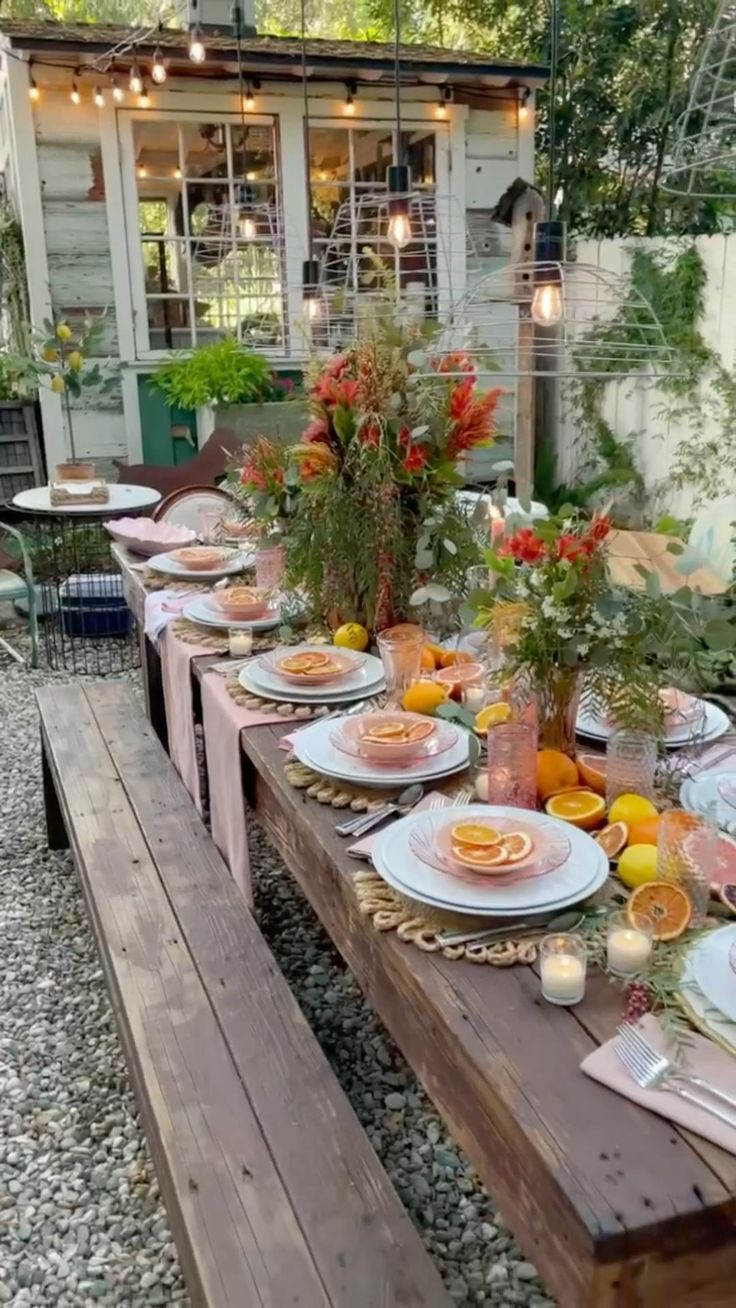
[679,949,736,1057]
[577,699,729,749]
[147,548,254,580]
[242,648,385,702]
[372,804,609,916]
[182,595,281,632]
[691,925,736,1025]
[293,715,469,786]
[680,770,736,832]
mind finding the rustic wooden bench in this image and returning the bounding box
[37,681,448,1308]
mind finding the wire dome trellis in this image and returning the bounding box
[201,195,288,350]
[662,0,736,198]
[411,260,682,382]
[309,190,478,349]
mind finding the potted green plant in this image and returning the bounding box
[150,338,307,449]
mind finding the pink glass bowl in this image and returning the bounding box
[207,586,271,621]
[409,814,571,885]
[104,517,196,557]
[331,713,454,765]
[262,646,365,685]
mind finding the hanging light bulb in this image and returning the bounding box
[302,258,323,323]
[386,163,412,249]
[129,62,143,95]
[530,219,565,327]
[343,84,356,116]
[94,85,105,108]
[243,81,255,111]
[518,87,531,124]
[138,82,151,109]
[188,24,206,63]
[151,47,167,84]
[435,89,450,119]
[70,81,81,106]
[137,164,148,178]
[174,166,182,179]
[112,77,124,103]
[29,77,40,103]
[239,213,257,241]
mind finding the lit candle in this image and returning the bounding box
[463,684,487,714]
[540,933,587,1006]
[606,912,653,977]
[228,629,253,658]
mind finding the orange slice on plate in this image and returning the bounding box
[593,821,628,859]
[280,651,331,673]
[452,844,510,869]
[364,722,408,741]
[545,788,606,830]
[627,881,692,940]
[496,831,533,864]
[403,720,435,743]
[450,822,501,848]
[301,659,342,676]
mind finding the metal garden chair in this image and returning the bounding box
[0,520,39,667]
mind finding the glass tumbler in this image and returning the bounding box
[486,719,538,809]
[255,543,285,593]
[376,623,424,701]
[606,729,657,807]
[657,805,718,928]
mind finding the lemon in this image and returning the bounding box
[50,375,65,394]
[474,701,511,733]
[55,323,72,341]
[333,622,369,652]
[608,793,658,826]
[401,680,447,715]
[617,843,659,890]
[67,350,83,371]
[41,346,59,363]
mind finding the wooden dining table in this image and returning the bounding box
[114,545,736,1307]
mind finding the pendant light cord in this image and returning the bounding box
[300,0,315,260]
[547,0,559,219]
[393,0,402,166]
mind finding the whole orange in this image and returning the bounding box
[536,748,580,802]
[627,815,661,847]
[419,645,437,672]
[439,649,474,669]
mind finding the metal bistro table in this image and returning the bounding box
[12,483,160,673]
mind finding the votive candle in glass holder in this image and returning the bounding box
[486,719,537,808]
[606,909,653,977]
[540,933,587,1006]
[228,628,254,658]
[376,623,424,700]
[657,805,717,928]
[606,729,657,807]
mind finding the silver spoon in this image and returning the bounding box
[436,908,585,949]
[335,782,425,838]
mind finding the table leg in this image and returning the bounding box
[139,626,169,753]
[41,741,68,851]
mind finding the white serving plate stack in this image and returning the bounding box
[239,647,386,705]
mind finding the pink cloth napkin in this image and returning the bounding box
[144,589,203,641]
[347,792,450,860]
[581,1013,736,1155]
[160,626,219,813]
[201,672,299,904]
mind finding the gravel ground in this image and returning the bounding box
[0,630,554,1308]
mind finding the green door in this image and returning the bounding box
[138,375,197,466]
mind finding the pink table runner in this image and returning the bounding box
[160,625,218,814]
[201,672,297,904]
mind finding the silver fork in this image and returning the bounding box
[618,1022,736,1114]
[615,1025,736,1128]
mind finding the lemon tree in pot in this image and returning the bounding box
[150,338,306,448]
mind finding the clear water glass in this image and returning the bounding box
[657,805,717,928]
[486,719,538,809]
[606,729,657,807]
[376,623,424,700]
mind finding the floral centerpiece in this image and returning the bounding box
[283,330,502,632]
[226,436,299,543]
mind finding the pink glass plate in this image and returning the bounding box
[331,714,457,766]
[408,815,571,886]
[204,591,272,620]
[718,777,736,812]
[103,516,196,558]
[261,646,365,685]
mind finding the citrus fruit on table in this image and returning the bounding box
[451,822,501,848]
[333,622,369,651]
[438,649,474,668]
[607,793,658,826]
[401,680,447,715]
[545,788,606,830]
[576,753,606,796]
[594,821,628,859]
[497,831,533,863]
[617,843,658,889]
[451,844,510,869]
[536,749,579,802]
[627,881,692,940]
[419,645,437,672]
[627,815,661,847]
[474,702,512,734]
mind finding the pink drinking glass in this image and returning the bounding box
[255,543,285,592]
[376,623,424,700]
[486,720,538,809]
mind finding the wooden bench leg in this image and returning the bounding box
[42,741,69,850]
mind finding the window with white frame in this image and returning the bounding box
[132,116,285,352]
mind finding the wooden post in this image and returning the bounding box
[509,187,545,499]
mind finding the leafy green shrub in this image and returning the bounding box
[150,338,288,409]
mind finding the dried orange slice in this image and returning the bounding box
[496,831,533,863]
[452,843,509,869]
[593,821,628,859]
[450,822,501,848]
[403,720,435,743]
[280,651,330,673]
[301,659,342,676]
[544,788,606,831]
[364,722,407,741]
[627,881,692,941]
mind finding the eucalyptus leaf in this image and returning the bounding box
[442,538,458,555]
[704,618,735,651]
[645,570,661,599]
[409,586,429,606]
[435,701,462,721]
[415,548,434,569]
[425,582,452,602]
[411,424,429,439]
[467,587,496,607]
[667,541,685,556]
[491,460,515,473]
[407,349,428,368]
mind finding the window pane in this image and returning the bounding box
[141,238,186,294]
[147,297,192,351]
